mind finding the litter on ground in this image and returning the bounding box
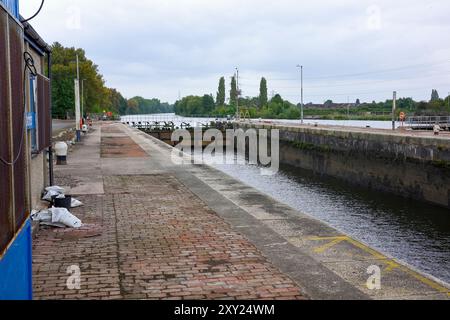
[31,207,82,229]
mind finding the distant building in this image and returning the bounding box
[0,0,52,300]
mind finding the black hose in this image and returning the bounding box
[0,52,37,166]
[20,0,45,23]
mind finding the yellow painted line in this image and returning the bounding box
[306,235,450,296]
[344,238,401,272]
[398,265,450,296]
[313,237,348,254]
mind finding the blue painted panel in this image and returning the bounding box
[27,112,36,130]
[0,220,33,300]
[0,0,20,19]
[29,76,37,150]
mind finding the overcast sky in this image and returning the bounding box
[21,0,450,104]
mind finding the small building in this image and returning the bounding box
[0,0,52,300]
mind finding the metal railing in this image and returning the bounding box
[120,114,231,129]
[406,116,450,129]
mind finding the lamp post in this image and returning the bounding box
[235,67,239,120]
[81,79,86,122]
[75,54,81,142]
[392,91,397,131]
[297,65,304,124]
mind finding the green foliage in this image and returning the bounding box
[51,42,116,117]
[175,77,450,120]
[216,77,226,106]
[431,89,440,102]
[202,94,216,113]
[271,94,283,105]
[125,96,173,115]
[230,76,237,107]
[51,63,75,118]
[107,88,128,115]
[175,95,219,116]
[50,42,172,118]
[239,96,259,109]
[415,95,449,115]
[259,77,268,108]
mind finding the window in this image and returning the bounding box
[29,75,37,152]
[37,74,51,152]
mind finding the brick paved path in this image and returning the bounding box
[33,129,305,300]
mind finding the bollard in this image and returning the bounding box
[55,142,68,165]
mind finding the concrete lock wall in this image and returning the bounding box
[239,123,450,209]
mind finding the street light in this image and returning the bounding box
[296,65,304,124]
[235,67,239,120]
[81,79,86,121]
[75,54,81,141]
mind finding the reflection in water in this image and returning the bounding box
[210,157,450,284]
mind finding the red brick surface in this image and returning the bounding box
[33,128,305,300]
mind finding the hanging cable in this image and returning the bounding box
[20,0,45,23]
[0,52,37,166]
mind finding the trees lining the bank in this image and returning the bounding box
[50,42,173,117]
[216,77,226,107]
[174,79,450,119]
[259,77,268,108]
[51,42,124,118]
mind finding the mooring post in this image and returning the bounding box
[392,91,397,131]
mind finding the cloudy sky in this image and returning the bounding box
[21,0,450,104]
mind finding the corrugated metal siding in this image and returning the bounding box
[0,5,28,256]
[9,14,27,230]
[0,8,13,254]
[37,74,51,152]
[0,0,19,19]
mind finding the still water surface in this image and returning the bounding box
[210,159,450,284]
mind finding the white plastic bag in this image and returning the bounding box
[42,186,65,202]
[71,198,83,208]
[31,209,52,222]
[50,208,82,228]
[42,190,61,202]
[45,186,65,193]
[31,209,66,228]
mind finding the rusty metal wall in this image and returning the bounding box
[37,74,51,152]
[9,14,27,230]
[0,6,28,256]
[0,8,13,254]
